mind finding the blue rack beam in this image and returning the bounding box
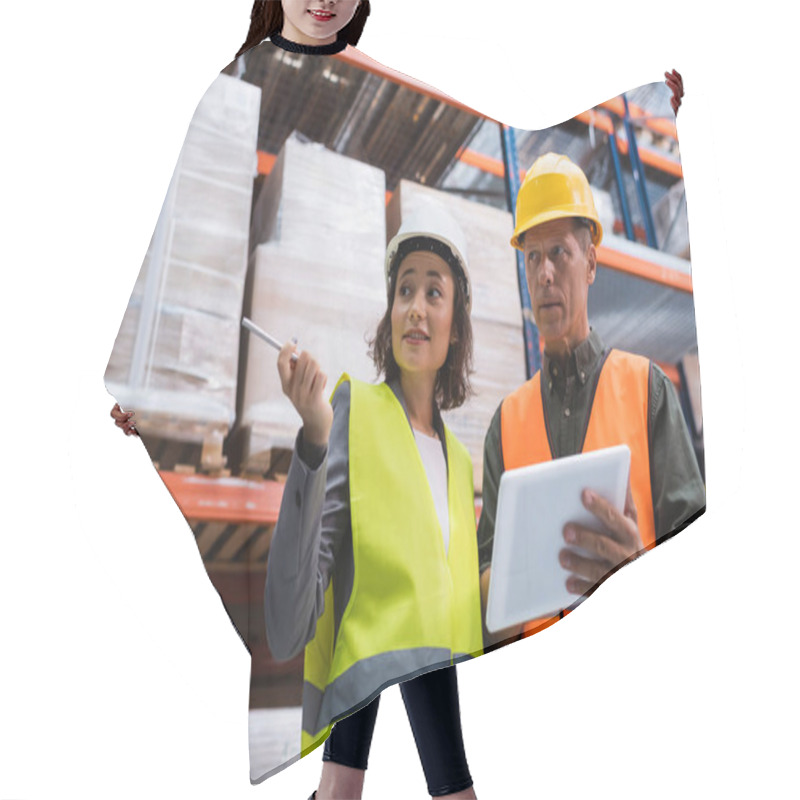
[500,124,540,378]
[622,94,658,248]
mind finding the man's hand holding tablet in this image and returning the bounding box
[560,481,644,596]
[485,446,638,635]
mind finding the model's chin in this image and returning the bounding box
[395,352,438,374]
[306,16,341,31]
[296,19,339,41]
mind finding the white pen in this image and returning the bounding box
[241,317,299,362]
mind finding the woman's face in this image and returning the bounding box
[280,0,361,45]
[391,250,456,383]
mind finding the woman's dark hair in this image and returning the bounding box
[236,1,371,59]
[369,246,474,412]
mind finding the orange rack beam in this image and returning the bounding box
[335,47,495,121]
[458,130,681,182]
[458,147,516,180]
[598,97,678,140]
[160,470,485,526]
[575,110,681,177]
[596,245,692,293]
[160,471,284,524]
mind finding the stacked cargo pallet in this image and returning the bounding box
[386,180,525,492]
[240,135,387,473]
[105,74,262,469]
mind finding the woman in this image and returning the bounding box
[265,206,482,799]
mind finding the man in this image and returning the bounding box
[478,152,705,643]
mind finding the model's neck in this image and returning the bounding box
[270,31,347,55]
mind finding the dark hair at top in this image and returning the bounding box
[236,1,371,59]
[368,247,474,412]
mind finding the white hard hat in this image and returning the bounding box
[384,204,472,313]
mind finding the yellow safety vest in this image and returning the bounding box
[301,376,483,753]
[500,349,655,638]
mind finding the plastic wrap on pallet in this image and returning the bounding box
[105,74,261,438]
[386,180,526,492]
[241,245,386,468]
[240,138,387,470]
[250,133,387,270]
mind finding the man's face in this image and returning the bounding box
[522,218,596,356]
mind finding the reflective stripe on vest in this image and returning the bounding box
[301,375,483,750]
[500,349,655,637]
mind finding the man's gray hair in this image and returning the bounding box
[571,218,595,253]
[518,217,596,252]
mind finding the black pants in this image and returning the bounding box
[322,665,472,797]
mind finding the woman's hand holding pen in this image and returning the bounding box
[277,341,333,448]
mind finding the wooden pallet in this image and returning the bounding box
[139,421,230,475]
[239,440,294,482]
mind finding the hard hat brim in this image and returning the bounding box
[384,231,472,313]
[510,209,603,250]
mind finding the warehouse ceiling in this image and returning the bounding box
[237,44,482,190]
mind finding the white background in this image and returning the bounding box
[1,1,797,798]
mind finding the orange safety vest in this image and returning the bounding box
[500,349,655,638]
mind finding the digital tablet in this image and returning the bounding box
[485,445,631,633]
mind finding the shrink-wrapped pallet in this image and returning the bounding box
[105,74,262,447]
[241,244,386,469]
[241,138,387,471]
[386,181,526,492]
[250,133,387,270]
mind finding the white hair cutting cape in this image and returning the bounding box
[105,32,705,784]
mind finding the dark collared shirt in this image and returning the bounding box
[477,330,706,572]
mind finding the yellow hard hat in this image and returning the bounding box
[510,153,603,250]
